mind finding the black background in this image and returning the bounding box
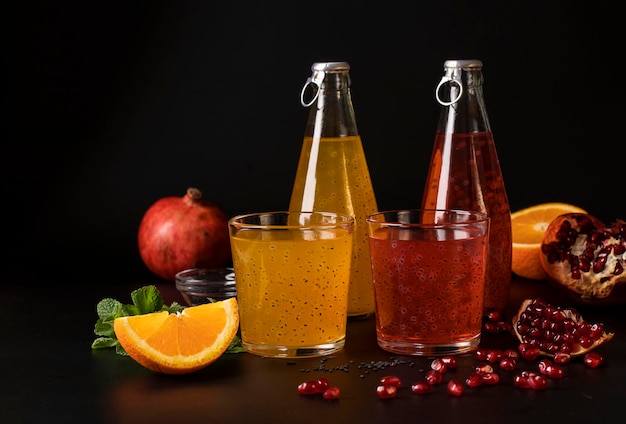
[5,1,624,282]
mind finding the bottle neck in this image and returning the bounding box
[437,69,491,135]
[304,72,359,138]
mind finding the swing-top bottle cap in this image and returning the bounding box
[443,59,483,70]
[311,62,350,72]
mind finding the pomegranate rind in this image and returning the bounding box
[540,214,626,304]
[512,298,614,357]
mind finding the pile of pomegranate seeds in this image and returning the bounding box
[298,346,608,399]
[483,309,513,334]
[296,298,611,399]
[514,298,613,356]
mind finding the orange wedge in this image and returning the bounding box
[511,202,588,280]
[114,297,239,374]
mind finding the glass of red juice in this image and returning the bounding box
[366,209,490,356]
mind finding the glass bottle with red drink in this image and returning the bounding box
[421,59,512,315]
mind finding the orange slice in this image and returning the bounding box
[114,297,239,374]
[511,202,587,280]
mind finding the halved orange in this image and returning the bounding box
[511,202,588,280]
[114,297,239,374]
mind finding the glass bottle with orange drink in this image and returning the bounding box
[421,59,512,315]
[289,62,378,319]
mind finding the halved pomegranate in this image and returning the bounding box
[540,213,626,305]
[512,298,614,358]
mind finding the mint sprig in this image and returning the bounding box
[91,285,244,355]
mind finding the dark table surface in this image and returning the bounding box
[3,275,625,424]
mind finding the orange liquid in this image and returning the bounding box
[422,131,512,313]
[289,135,378,317]
[230,228,352,347]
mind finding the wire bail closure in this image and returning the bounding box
[300,69,326,107]
[435,75,463,106]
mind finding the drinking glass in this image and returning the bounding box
[229,211,354,358]
[366,209,490,356]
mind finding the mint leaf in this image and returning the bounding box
[120,303,139,317]
[130,285,163,314]
[166,301,185,314]
[96,298,123,320]
[226,334,245,353]
[94,318,116,337]
[115,344,129,356]
[91,337,119,349]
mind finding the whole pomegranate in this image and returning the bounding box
[138,187,231,281]
[540,213,626,305]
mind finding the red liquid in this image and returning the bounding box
[422,131,512,313]
[369,228,487,345]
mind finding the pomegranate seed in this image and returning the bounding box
[588,323,605,340]
[562,318,576,333]
[441,356,458,368]
[411,381,432,394]
[553,352,572,364]
[465,373,483,388]
[573,324,589,340]
[447,379,464,396]
[528,327,542,339]
[527,372,549,390]
[475,364,494,374]
[322,387,340,400]
[513,372,530,389]
[498,321,513,333]
[578,335,595,349]
[431,358,447,373]
[546,342,560,354]
[583,351,605,368]
[503,349,519,360]
[499,357,517,371]
[425,370,443,385]
[558,342,573,354]
[487,309,502,321]
[537,358,552,374]
[298,380,321,395]
[379,375,402,388]
[545,363,564,379]
[487,349,503,363]
[551,309,567,323]
[316,377,330,391]
[476,347,491,361]
[484,321,500,334]
[518,343,540,360]
[481,372,500,385]
[376,384,397,399]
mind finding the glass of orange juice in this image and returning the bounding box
[367,209,490,356]
[229,211,354,358]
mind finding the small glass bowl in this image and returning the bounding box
[175,267,237,306]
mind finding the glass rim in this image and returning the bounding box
[175,267,236,284]
[229,211,355,230]
[366,209,489,227]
